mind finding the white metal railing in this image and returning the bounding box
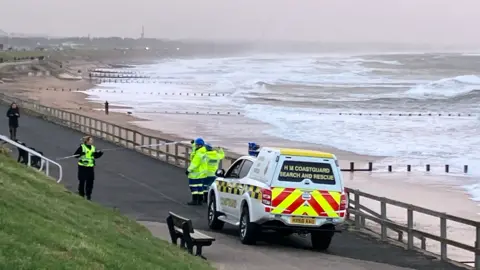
[0,135,63,183]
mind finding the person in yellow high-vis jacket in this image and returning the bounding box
[203,143,224,202]
[185,138,208,205]
[73,136,104,200]
[189,139,197,166]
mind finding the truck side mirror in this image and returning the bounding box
[215,169,225,177]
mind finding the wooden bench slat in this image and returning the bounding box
[169,211,194,233]
[174,227,215,241]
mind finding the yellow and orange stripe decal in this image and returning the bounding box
[271,188,341,217]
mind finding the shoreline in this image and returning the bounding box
[0,61,476,173]
[0,60,476,188]
[0,75,380,168]
[0,59,476,174]
[1,68,478,263]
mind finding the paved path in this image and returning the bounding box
[0,103,467,270]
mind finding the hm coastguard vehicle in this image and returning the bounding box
[207,146,348,250]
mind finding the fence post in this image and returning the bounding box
[184,146,190,168]
[89,118,93,135]
[407,207,414,250]
[381,201,387,240]
[350,162,354,172]
[175,144,179,165]
[476,226,480,269]
[141,135,146,153]
[134,132,139,147]
[164,142,169,161]
[354,191,361,229]
[440,216,447,260]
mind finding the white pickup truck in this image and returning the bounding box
[206,147,348,250]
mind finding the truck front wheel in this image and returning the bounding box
[239,205,258,245]
[207,193,224,230]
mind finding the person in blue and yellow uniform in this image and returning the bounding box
[73,136,104,200]
[203,143,224,202]
[190,139,197,162]
[185,138,208,205]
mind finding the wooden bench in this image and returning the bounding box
[166,211,215,259]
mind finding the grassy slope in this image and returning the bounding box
[0,151,214,270]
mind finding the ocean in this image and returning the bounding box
[84,52,480,202]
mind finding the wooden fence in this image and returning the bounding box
[346,188,480,269]
[0,94,238,170]
[1,93,479,269]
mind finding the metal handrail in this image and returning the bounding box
[0,135,63,183]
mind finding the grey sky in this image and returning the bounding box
[2,0,479,44]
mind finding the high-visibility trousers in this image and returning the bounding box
[188,178,205,195]
[203,176,216,194]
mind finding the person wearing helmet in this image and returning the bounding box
[189,139,196,162]
[202,143,225,202]
[185,137,208,205]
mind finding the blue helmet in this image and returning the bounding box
[248,142,261,157]
[194,137,205,146]
[205,143,213,151]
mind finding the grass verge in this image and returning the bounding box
[0,150,214,270]
[0,51,46,61]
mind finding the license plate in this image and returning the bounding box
[290,217,316,225]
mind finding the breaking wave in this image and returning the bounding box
[405,75,480,98]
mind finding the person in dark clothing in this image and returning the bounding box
[6,102,20,140]
[73,136,103,200]
[29,147,43,169]
[16,140,28,165]
[16,140,43,169]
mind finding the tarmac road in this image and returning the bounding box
[0,103,468,270]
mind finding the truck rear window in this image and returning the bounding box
[278,160,336,184]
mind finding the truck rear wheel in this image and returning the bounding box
[311,231,333,251]
[239,205,258,245]
[207,193,224,230]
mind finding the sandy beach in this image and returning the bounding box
[0,75,376,167]
[345,172,478,264]
[0,58,478,264]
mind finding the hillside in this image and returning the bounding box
[0,149,213,270]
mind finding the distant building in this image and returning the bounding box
[0,44,3,50]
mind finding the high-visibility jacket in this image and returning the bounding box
[78,144,95,167]
[205,148,225,177]
[187,146,207,179]
[189,142,196,162]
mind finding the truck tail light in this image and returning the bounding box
[339,188,348,211]
[261,188,272,206]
